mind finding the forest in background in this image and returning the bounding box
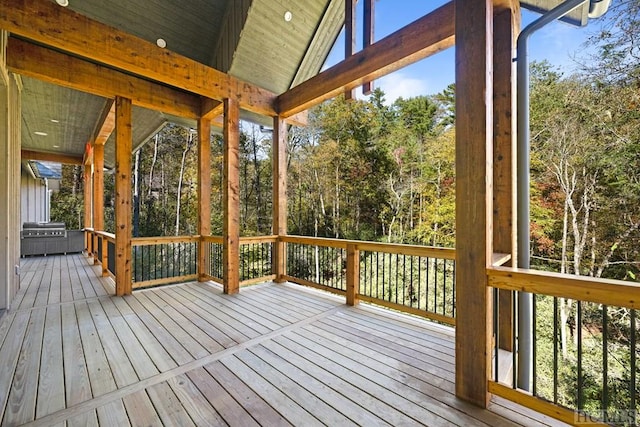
[50,0,639,415]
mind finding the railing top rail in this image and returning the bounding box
[488,266,640,310]
[131,235,200,246]
[239,235,278,244]
[280,235,456,259]
[93,230,115,241]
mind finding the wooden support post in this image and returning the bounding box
[114,96,133,296]
[493,2,520,352]
[101,237,108,277]
[273,117,287,282]
[92,143,104,264]
[83,163,91,254]
[198,117,212,281]
[455,0,494,408]
[362,0,374,95]
[223,98,240,294]
[344,0,356,100]
[346,243,360,306]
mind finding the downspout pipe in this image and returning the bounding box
[515,0,588,391]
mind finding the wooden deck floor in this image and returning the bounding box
[0,254,568,426]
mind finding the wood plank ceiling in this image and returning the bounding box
[16,0,343,167]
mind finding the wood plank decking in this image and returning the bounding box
[0,254,568,426]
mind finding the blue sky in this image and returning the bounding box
[324,0,603,102]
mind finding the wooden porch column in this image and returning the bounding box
[114,96,132,296]
[455,0,494,408]
[83,163,91,253]
[493,1,520,352]
[362,0,374,95]
[344,0,356,100]
[92,142,104,264]
[273,117,287,282]
[197,117,211,281]
[223,98,240,294]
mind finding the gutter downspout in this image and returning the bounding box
[515,0,588,391]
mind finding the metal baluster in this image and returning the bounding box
[512,291,517,389]
[577,300,583,410]
[631,309,636,413]
[532,294,537,395]
[602,304,608,417]
[494,287,499,382]
[553,297,559,404]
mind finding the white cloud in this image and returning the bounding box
[373,72,431,104]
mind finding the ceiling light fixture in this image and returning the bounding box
[55,0,69,6]
[34,131,48,136]
[53,145,60,148]
[156,38,167,48]
[50,119,59,123]
[284,11,293,22]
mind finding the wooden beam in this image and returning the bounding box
[493,2,520,353]
[455,0,494,408]
[114,97,133,296]
[273,117,287,282]
[92,142,104,265]
[362,0,375,95]
[93,101,115,146]
[197,117,211,281]
[201,98,223,121]
[223,98,240,295]
[20,149,82,165]
[7,38,200,119]
[0,0,277,116]
[278,2,455,117]
[344,0,356,100]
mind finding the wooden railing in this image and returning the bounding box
[281,235,457,325]
[488,267,640,426]
[131,235,199,289]
[201,235,277,286]
[85,229,116,279]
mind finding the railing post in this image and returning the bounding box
[346,243,360,306]
[101,236,108,277]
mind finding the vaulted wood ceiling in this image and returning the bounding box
[14,0,343,167]
[10,0,591,169]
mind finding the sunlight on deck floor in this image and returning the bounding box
[0,254,569,426]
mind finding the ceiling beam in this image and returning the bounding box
[0,0,277,117]
[277,1,455,117]
[21,149,83,165]
[93,101,116,146]
[7,38,201,119]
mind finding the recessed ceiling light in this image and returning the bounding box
[284,11,293,22]
[53,145,60,148]
[156,38,167,48]
[55,0,69,6]
[50,119,59,123]
[34,131,48,136]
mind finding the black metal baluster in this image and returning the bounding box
[631,309,636,413]
[577,300,583,410]
[532,295,537,395]
[494,287,499,382]
[512,291,517,389]
[553,297,559,404]
[602,304,608,417]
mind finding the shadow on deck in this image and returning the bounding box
[0,254,568,426]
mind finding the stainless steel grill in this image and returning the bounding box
[20,222,84,256]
